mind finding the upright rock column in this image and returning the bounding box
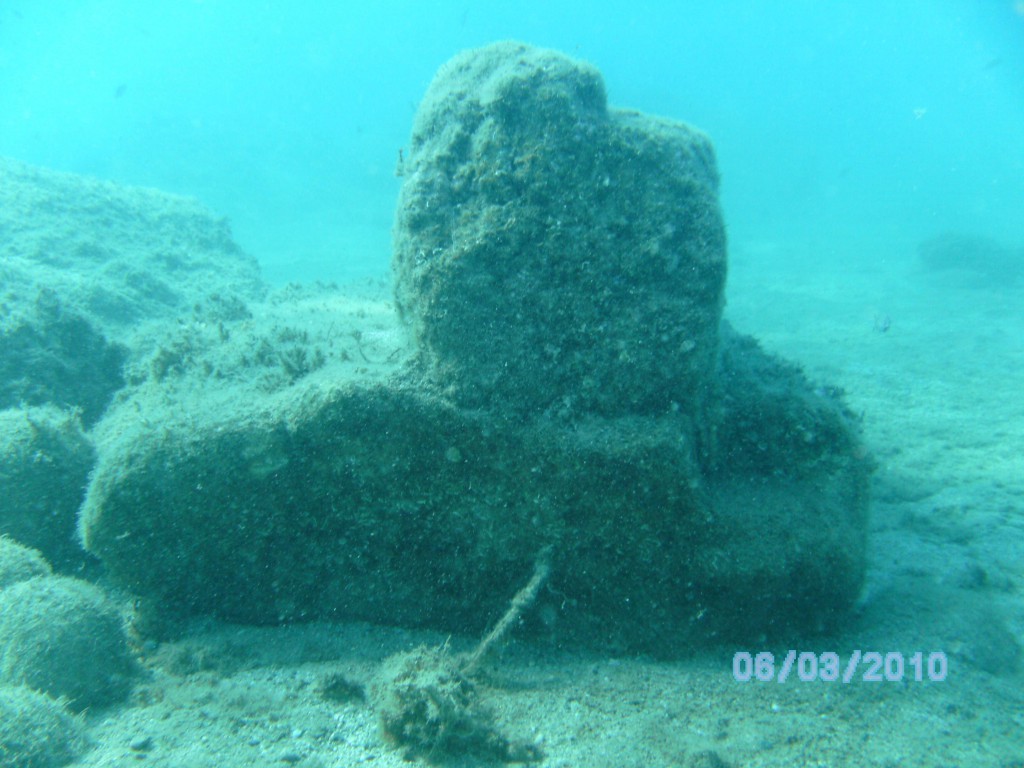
[393,41,727,425]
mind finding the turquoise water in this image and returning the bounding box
[2,4,1024,767]
[2,1,1022,283]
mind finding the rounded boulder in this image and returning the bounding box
[0,683,87,768]
[0,575,137,710]
[0,537,52,590]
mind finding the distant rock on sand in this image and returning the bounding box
[918,231,1024,286]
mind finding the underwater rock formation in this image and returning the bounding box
[0,156,265,336]
[0,156,265,428]
[394,41,726,424]
[0,536,52,589]
[0,574,138,710]
[81,42,871,655]
[0,684,87,768]
[0,406,95,570]
[0,156,269,571]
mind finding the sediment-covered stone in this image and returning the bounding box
[81,323,868,654]
[0,575,137,710]
[0,406,95,569]
[393,41,726,422]
[78,42,871,656]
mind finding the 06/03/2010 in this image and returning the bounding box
[732,650,949,684]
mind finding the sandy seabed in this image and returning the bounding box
[73,237,1024,768]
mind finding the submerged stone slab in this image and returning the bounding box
[83,376,546,631]
[393,41,726,421]
[81,322,869,654]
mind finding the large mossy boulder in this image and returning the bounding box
[80,42,871,656]
[81,324,868,655]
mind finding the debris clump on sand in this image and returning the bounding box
[374,549,550,763]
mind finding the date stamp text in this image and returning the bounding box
[733,650,948,683]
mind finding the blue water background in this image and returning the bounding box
[1,0,1022,284]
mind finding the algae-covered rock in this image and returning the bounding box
[0,684,87,768]
[0,292,127,427]
[0,575,138,710]
[0,406,95,569]
[394,41,726,422]
[79,42,870,657]
[0,155,267,430]
[0,537,52,590]
[0,155,265,336]
[81,324,868,654]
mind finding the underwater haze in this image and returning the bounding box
[3,3,1024,767]
[2,0,1023,283]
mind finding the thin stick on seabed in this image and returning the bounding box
[461,545,554,677]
